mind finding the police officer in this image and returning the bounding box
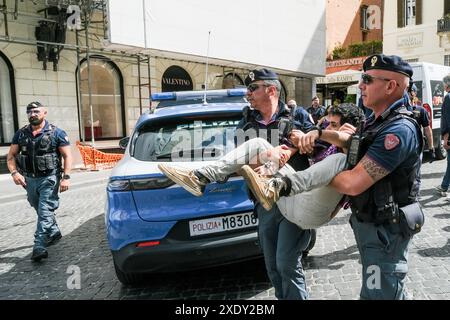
[7,101,72,262]
[407,83,434,159]
[240,69,314,300]
[294,55,422,299]
[406,83,435,196]
[307,96,326,124]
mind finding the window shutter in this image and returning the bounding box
[360,6,367,29]
[397,0,405,28]
[416,0,423,25]
[445,0,450,15]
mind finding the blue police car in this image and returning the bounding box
[105,89,263,284]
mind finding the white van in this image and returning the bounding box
[410,62,450,159]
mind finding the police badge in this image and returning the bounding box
[371,56,378,67]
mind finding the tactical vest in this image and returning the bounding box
[16,124,62,177]
[349,107,423,224]
[240,103,310,171]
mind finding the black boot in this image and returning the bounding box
[31,247,48,262]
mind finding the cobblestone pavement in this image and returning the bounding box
[0,160,449,300]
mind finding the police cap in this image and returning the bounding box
[363,54,413,78]
[244,68,279,86]
[409,83,418,93]
[26,101,43,112]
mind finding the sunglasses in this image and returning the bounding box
[360,73,399,87]
[247,83,271,93]
[26,109,41,115]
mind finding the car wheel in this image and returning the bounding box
[435,142,447,160]
[113,260,144,285]
[303,229,317,258]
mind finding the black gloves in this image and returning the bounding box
[429,149,436,163]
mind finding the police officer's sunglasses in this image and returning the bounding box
[26,109,41,115]
[247,83,272,93]
[360,73,399,87]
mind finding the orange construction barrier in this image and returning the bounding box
[76,141,123,170]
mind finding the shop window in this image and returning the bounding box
[78,57,125,140]
[0,52,18,145]
[222,73,244,89]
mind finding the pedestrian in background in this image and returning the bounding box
[307,96,326,124]
[436,75,450,197]
[7,101,72,262]
[406,83,435,197]
[287,99,314,124]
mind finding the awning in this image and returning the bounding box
[316,70,362,85]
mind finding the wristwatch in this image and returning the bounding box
[310,126,322,138]
[63,174,71,180]
[11,171,18,177]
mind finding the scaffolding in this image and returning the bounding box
[0,0,152,147]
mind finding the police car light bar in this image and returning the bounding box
[151,88,247,101]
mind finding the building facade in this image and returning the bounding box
[326,0,383,59]
[317,0,383,107]
[0,0,326,169]
[384,0,450,65]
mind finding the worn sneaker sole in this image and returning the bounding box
[158,164,203,197]
[241,165,274,211]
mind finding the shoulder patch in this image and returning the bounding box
[384,134,400,151]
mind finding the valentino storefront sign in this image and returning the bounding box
[162,66,193,92]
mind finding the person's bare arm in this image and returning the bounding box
[59,145,72,192]
[292,129,351,154]
[330,155,389,196]
[7,144,26,187]
[423,126,433,152]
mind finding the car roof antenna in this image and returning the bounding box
[203,30,211,106]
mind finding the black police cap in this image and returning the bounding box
[363,54,413,78]
[244,68,279,86]
[409,83,418,93]
[27,101,43,112]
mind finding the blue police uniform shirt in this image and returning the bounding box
[412,105,430,128]
[364,98,420,173]
[12,120,70,147]
[441,93,450,136]
[237,101,314,134]
[307,105,326,124]
[403,92,430,128]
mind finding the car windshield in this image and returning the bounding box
[133,114,242,162]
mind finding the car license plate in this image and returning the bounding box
[189,212,258,236]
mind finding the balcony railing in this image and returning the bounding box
[438,18,450,33]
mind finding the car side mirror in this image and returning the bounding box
[119,137,130,150]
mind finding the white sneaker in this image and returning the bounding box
[158,164,206,196]
[240,165,287,211]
